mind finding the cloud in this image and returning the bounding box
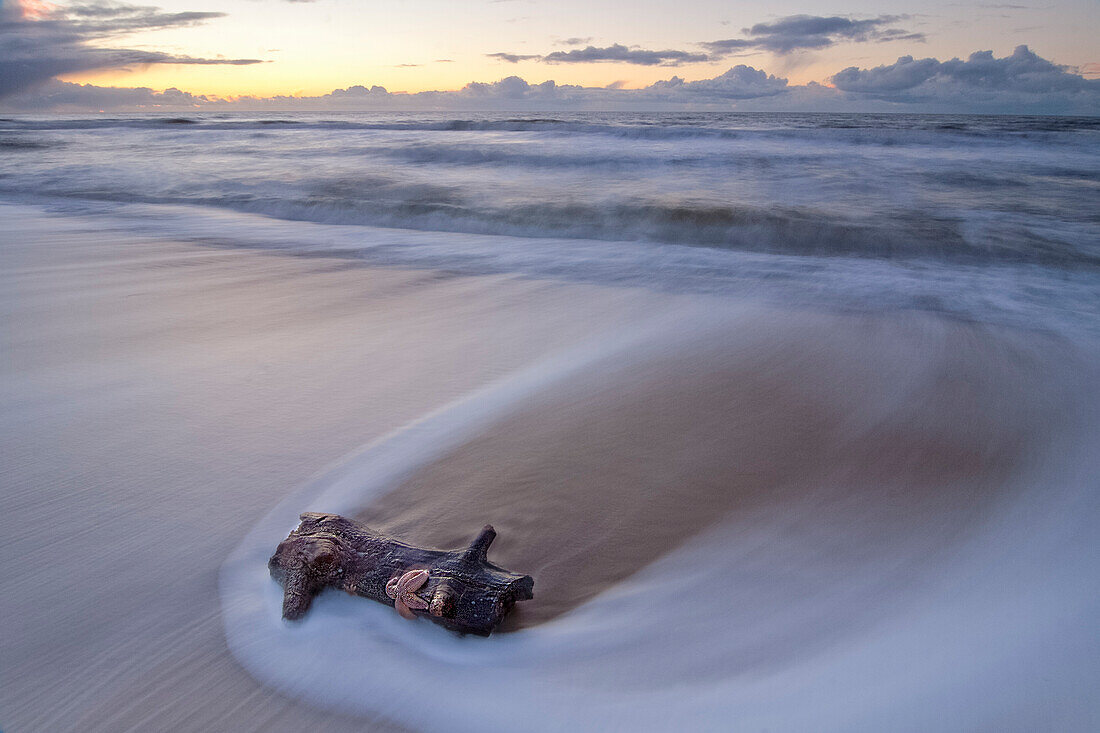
[2,80,214,109]
[460,75,552,99]
[3,47,1096,115]
[489,44,709,67]
[542,44,709,66]
[648,65,789,99]
[831,45,1100,107]
[324,84,389,98]
[831,55,941,93]
[488,15,926,68]
[559,37,592,46]
[2,65,788,111]
[703,14,925,56]
[0,0,263,97]
[487,52,541,63]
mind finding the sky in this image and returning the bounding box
[1,0,1098,112]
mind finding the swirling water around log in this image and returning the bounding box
[221,305,1100,732]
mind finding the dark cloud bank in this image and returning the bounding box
[0,0,263,97]
[4,45,1095,114]
[703,14,925,56]
[489,14,926,67]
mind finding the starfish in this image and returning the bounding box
[385,569,430,620]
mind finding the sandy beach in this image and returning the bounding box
[360,310,1050,631]
[0,203,677,731]
[2,201,1097,732]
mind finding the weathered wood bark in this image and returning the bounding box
[269,512,534,636]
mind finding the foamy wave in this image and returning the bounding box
[5,113,1099,139]
[3,110,1098,334]
[2,112,1097,269]
[4,187,1095,266]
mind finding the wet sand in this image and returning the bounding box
[360,312,1052,630]
[0,204,675,732]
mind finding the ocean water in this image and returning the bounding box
[1,112,1099,330]
[2,112,1099,731]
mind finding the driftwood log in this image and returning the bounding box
[269,512,534,636]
